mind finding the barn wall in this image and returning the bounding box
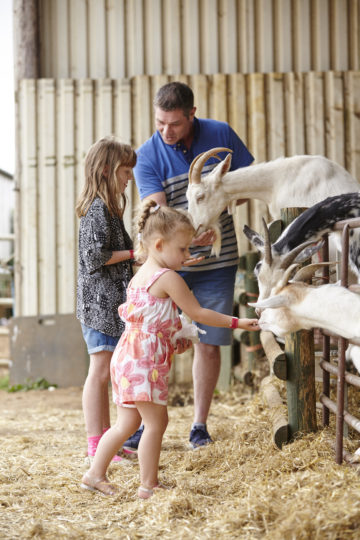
[16,71,360,317]
[37,0,360,78]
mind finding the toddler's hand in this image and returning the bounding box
[174,338,193,354]
[238,318,260,331]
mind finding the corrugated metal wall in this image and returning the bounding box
[16,71,360,316]
[38,0,360,78]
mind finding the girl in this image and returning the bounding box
[76,136,137,464]
[81,200,259,497]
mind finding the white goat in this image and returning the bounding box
[248,262,360,342]
[186,148,359,257]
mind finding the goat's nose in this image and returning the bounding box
[255,308,262,317]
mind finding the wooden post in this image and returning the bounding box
[244,251,262,370]
[260,375,289,448]
[281,208,317,437]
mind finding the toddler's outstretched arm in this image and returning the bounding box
[159,271,259,331]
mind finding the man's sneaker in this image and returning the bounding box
[189,424,213,449]
[123,425,144,453]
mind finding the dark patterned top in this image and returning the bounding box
[76,197,133,337]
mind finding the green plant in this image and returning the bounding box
[7,377,58,393]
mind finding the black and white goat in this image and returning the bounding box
[243,192,360,302]
[186,148,359,257]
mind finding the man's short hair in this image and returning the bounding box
[153,82,194,117]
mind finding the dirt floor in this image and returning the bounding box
[1,373,360,540]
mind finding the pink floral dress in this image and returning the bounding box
[110,268,182,407]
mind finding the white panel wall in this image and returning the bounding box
[38,0,360,78]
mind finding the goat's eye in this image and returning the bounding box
[196,194,205,203]
[254,261,262,276]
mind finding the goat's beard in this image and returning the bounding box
[210,224,222,257]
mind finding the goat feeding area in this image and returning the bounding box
[1,379,360,540]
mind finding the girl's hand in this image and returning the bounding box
[174,338,193,354]
[182,255,205,267]
[238,318,260,331]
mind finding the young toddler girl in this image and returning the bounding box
[81,199,259,498]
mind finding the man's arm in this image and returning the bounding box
[143,192,167,206]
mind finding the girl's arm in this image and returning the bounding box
[160,271,259,331]
[105,250,134,265]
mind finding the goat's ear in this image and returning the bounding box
[243,225,264,253]
[212,153,232,186]
[248,295,288,309]
[294,240,324,263]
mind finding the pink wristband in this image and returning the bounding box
[129,249,134,259]
[230,317,238,329]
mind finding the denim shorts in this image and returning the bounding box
[81,323,120,355]
[179,265,237,346]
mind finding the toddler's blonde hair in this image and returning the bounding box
[135,200,195,262]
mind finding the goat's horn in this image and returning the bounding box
[276,263,300,291]
[262,217,272,266]
[188,147,233,184]
[279,239,320,270]
[291,262,338,283]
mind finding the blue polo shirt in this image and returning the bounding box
[134,117,254,271]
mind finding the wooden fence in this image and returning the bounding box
[16,71,360,318]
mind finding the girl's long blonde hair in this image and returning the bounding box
[135,199,195,262]
[76,136,137,218]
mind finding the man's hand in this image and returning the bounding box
[192,229,216,246]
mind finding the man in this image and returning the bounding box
[125,81,254,450]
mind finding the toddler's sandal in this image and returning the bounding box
[138,485,154,499]
[81,474,119,496]
[138,483,169,499]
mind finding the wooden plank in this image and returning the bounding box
[236,0,250,73]
[265,73,286,159]
[181,0,200,74]
[228,73,250,255]
[247,73,268,231]
[282,207,317,437]
[163,0,182,74]
[37,79,57,314]
[94,79,113,139]
[74,80,94,201]
[304,72,325,155]
[209,74,227,122]
[273,0,292,73]
[218,0,237,74]
[190,74,209,119]
[88,0,107,78]
[113,79,134,233]
[284,72,305,156]
[324,71,346,166]
[106,0,126,78]
[132,76,152,147]
[69,0,88,78]
[344,71,360,178]
[52,0,69,77]
[18,80,38,316]
[200,0,219,74]
[56,80,76,314]
[126,0,144,76]
[144,0,162,75]
[348,0,359,70]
